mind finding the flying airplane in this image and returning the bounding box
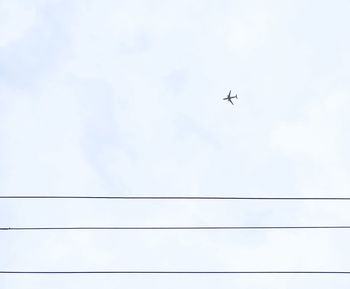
[223,90,238,105]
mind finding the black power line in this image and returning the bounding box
[1,195,350,200]
[3,226,350,231]
[1,270,350,274]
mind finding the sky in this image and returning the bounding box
[1,0,350,288]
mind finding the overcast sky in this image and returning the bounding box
[1,0,350,288]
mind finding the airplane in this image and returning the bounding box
[223,90,238,105]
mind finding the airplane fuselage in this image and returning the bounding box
[223,91,237,106]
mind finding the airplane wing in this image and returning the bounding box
[228,98,234,105]
[228,90,231,97]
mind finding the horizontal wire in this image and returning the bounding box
[1,270,350,274]
[1,195,350,200]
[3,226,350,231]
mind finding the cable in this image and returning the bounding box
[1,195,350,200]
[2,226,350,231]
[1,270,350,274]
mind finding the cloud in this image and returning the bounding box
[2,1,350,288]
[270,90,350,194]
[0,1,37,48]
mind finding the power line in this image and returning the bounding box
[1,195,350,200]
[3,226,350,231]
[1,270,350,274]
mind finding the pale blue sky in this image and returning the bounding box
[1,0,350,288]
